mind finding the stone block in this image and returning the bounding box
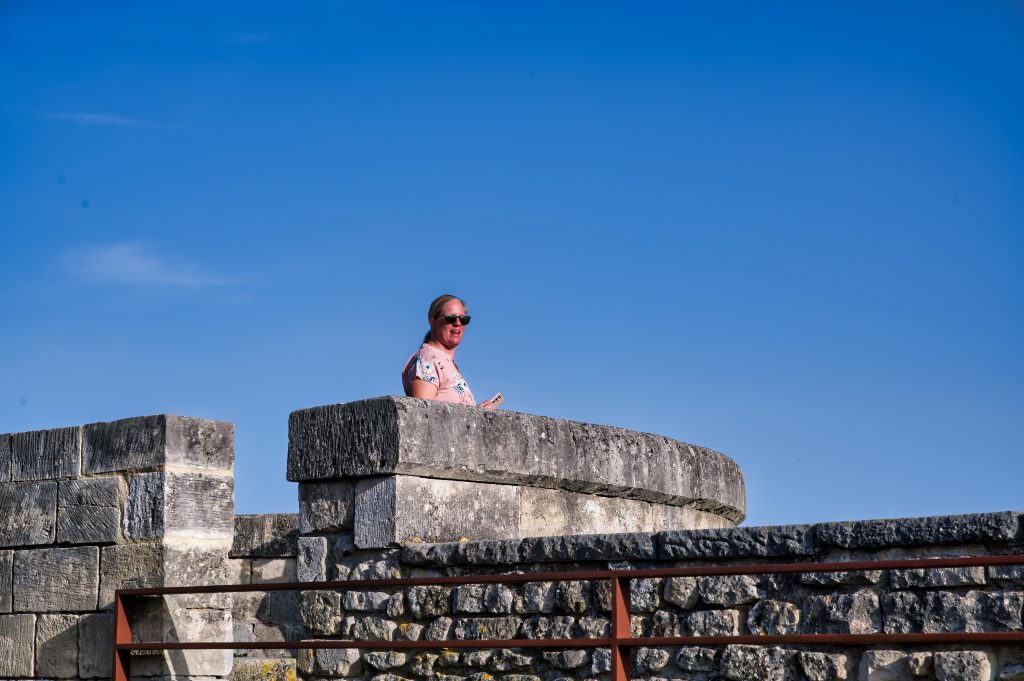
[232,513,299,558]
[297,647,363,676]
[890,566,987,590]
[748,599,801,635]
[0,434,10,482]
[720,644,789,681]
[934,651,991,681]
[297,535,328,582]
[125,471,234,540]
[0,550,10,613]
[299,481,355,534]
[79,612,113,678]
[799,651,848,681]
[11,425,81,480]
[0,480,57,547]
[0,613,35,676]
[98,544,165,608]
[659,523,812,559]
[816,511,1020,549]
[860,650,910,681]
[228,558,252,584]
[13,546,99,612]
[83,414,233,473]
[802,591,881,634]
[883,590,1024,633]
[675,646,718,672]
[286,397,745,523]
[129,597,232,676]
[801,570,883,587]
[231,658,298,681]
[56,476,125,544]
[402,530,658,566]
[252,558,297,583]
[697,575,760,606]
[520,487,732,538]
[36,613,79,678]
[354,475,520,548]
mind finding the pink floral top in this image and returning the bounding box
[402,344,476,406]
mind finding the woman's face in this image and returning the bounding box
[430,299,468,350]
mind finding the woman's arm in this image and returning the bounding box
[409,378,439,400]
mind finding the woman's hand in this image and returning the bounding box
[479,393,503,410]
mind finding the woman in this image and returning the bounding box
[402,294,501,408]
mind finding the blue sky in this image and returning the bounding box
[1,2,1021,527]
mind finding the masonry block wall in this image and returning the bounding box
[0,415,235,678]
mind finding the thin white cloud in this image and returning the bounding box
[61,244,231,288]
[44,112,147,127]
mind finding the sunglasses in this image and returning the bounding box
[436,314,471,326]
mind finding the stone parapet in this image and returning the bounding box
[287,397,746,545]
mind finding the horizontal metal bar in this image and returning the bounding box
[116,631,1024,652]
[115,553,1024,597]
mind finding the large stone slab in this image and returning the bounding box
[99,543,231,609]
[10,425,81,480]
[83,414,233,473]
[520,487,732,537]
[57,476,125,544]
[232,514,300,558]
[130,597,232,676]
[287,397,745,523]
[0,613,35,676]
[815,511,1021,549]
[299,481,356,534]
[659,523,813,559]
[13,546,99,612]
[0,480,57,547]
[354,475,521,548]
[79,612,113,678]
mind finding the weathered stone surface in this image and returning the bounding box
[0,613,35,676]
[83,414,233,473]
[287,397,745,522]
[697,575,760,606]
[252,557,297,583]
[660,523,811,559]
[675,646,718,672]
[301,590,342,635]
[365,651,408,671]
[800,570,883,586]
[516,582,555,614]
[803,591,881,634]
[228,558,251,584]
[453,616,521,640]
[98,544,164,608]
[57,476,125,544]
[816,511,1020,549]
[346,615,398,640]
[13,546,99,611]
[230,658,298,681]
[860,650,909,681]
[883,590,1024,633]
[0,434,10,482]
[36,613,78,677]
[748,599,801,635]
[130,598,232,676]
[125,471,233,540]
[297,646,363,676]
[0,480,57,547]
[890,566,987,590]
[909,652,933,677]
[0,550,11,613]
[720,644,789,681]
[934,651,991,681]
[79,612,113,678]
[297,535,328,582]
[299,480,355,534]
[521,615,575,639]
[11,426,80,480]
[799,651,848,681]
[232,513,299,558]
[520,487,733,538]
[355,475,520,548]
[988,566,1024,585]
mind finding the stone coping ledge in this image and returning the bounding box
[401,510,1022,567]
[287,396,746,523]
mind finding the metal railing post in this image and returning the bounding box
[113,593,132,681]
[610,574,632,681]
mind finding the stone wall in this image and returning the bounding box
[0,415,235,678]
[288,511,1024,681]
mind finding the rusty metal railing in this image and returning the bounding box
[113,553,1024,681]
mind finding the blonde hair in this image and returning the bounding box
[423,294,466,343]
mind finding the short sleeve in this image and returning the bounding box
[412,356,439,385]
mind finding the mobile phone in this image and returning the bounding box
[486,393,504,408]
